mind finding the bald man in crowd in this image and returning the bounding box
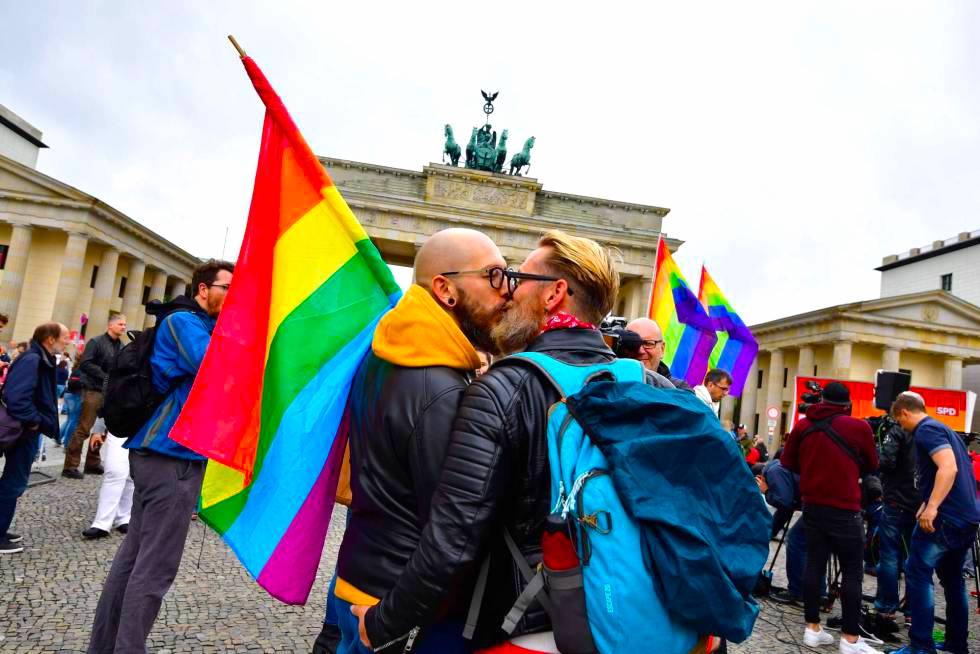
[328,228,511,654]
[625,317,692,390]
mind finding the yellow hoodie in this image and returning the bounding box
[334,284,481,606]
[371,283,482,370]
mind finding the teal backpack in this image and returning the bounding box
[498,352,701,654]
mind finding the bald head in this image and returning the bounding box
[625,317,666,371]
[626,317,662,341]
[415,228,502,288]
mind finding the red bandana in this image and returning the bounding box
[541,311,597,333]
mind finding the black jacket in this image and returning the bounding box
[365,328,674,649]
[878,420,918,513]
[658,360,693,392]
[336,351,471,601]
[1,341,59,438]
[77,332,122,392]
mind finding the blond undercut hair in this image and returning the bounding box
[538,230,619,324]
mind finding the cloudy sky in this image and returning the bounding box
[3,2,978,325]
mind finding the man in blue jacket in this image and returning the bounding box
[88,259,233,654]
[0,322,69,554]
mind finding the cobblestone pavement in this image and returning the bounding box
[2,451,979,653]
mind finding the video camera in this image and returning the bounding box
[797,380,823,414]
[599,317,643,359]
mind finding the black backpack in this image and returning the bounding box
[102,306,194,439]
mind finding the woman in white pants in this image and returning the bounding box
[82,419,133,539]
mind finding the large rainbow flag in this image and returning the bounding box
[648,236,717,387]
[698,266,759,397]
[698,266,758,397]
[170,54,401,604]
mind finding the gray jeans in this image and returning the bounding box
[88,450,205,654]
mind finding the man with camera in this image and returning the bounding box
[781,382,881,653]
[887,392,979,654]
[872,414,918,632]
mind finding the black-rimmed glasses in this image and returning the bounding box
[441,266,510,292]
[504,270,573,296]
[441,266,573,296]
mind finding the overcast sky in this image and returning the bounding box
[3,2,978,325]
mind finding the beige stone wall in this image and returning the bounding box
[898,350,944,388]
[110,258,130,315]
[72,246,101,334]
[11,229,64,341]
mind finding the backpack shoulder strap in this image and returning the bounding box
[803,417,862,468]
[503,351,645,400]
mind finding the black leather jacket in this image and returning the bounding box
[336,351,472,601]
[878,421,918,513]
[365,328,674,650]
[77,332,122,392]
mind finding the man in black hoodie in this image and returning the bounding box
[873,416,918,626]
[62,313,126,479]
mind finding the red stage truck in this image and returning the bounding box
[791,376,977,433]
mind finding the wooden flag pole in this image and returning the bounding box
[228,35,247,58]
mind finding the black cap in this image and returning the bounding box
[822,381,850,405]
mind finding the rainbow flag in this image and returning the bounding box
[698,266,758,397]
[169,55,400,604]
[647,236,717,387]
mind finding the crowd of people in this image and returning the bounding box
[755,383,980,654]
[0,226,977,654]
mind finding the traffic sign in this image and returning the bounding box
[766,406,779,420]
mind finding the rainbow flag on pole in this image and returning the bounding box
[170,54,400,604]
[647,236,717,387]
[698,266,758,397]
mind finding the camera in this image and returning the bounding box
[599,318,642,359]
[797,380,823,414]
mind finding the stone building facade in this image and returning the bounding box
[879,229,980,306]
[738,290,980,448]
[321,157,678,320]
[0,109,197,343]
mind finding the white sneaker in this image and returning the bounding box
[838,636,882,653]
[803,626,835,647]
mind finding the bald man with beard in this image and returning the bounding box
[329,228,511,654]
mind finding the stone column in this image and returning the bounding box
[738,356,759,431]
[51,232,90,328]
[143,270,169,329]
[171,280,187,299]
[832,340,853,379]
[765,349,784,435]
[88,247,120,329]
[944,357,963,390]
[719,396,736,427]
[0,224,34,340]
[797,346,815,378]
[120,258,146,326]
[636,277,653,319]
[881,347,901,372]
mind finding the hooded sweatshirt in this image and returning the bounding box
[335,284,482,606]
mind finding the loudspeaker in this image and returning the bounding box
[874,370,911,411]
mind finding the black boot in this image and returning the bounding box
[312,623,341,654]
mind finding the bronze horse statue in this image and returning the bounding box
[494,129,509,173]
[509,136,535,176]
[443,124,461,166]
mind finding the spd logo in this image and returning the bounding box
[936,407,958,416]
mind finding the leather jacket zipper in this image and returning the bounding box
[373,626,419,653]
